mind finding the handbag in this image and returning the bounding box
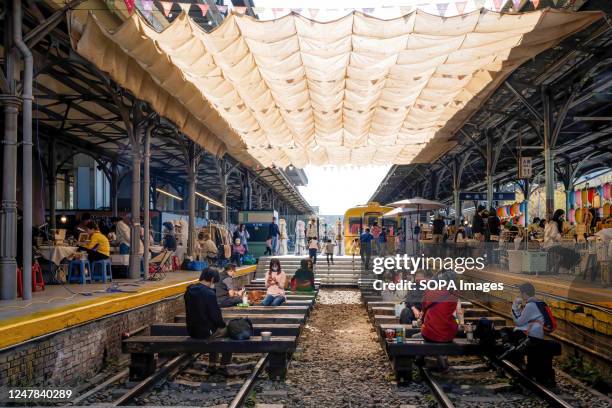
[227,318,253,340]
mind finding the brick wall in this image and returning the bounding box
[0,295,184,387]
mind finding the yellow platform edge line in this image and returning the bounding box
[0,265,256,349]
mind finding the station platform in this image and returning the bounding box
[0,265,256,349]
[465,266,612,308]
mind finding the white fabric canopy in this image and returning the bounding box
[69,8,601,167]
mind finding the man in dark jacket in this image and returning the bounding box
[184,268,231,373]
[269,217,280,255]
[472,205,486,240]
[216,264,244,307]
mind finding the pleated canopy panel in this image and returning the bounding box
[69,8,602,168]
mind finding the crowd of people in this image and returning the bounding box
[183,257,315,374]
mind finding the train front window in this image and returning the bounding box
[348,217,362,235]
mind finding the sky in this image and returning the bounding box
[298,166,391,215]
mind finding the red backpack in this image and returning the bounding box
[533,300,557,333]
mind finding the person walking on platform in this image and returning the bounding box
[360,228,374,270]
[184,269,232,375]
[216,264,244,307]
[308,238,319,264]
[261,258,286,306]
[324,239,335,266]
[269,217,280,255]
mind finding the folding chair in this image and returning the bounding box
[148,250,173,280]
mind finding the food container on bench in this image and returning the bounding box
[261,331,272,341]
[385,328,396,341]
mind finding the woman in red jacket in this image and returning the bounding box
[419,271,463,372]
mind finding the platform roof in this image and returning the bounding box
[14,1,312,215]
[370,10,612,205]
[67,7,602,168]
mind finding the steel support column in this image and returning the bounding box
[129,135,142,279]
[110,161,119,217]
[485,135,494,209]
[48,139,57,234]
[541,86,555,219]
[0,96,20,300]
[13,0,34,300]
[143,123,152,275]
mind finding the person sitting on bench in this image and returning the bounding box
[231,237,246,266]
[261,258,286,306]
[184,268,232,375]
[416,271,462,373]
[292,259,315,292]
[216,264,244,307]
[78,221,110,262]
[400,271,426,324]
[504,282,556,385]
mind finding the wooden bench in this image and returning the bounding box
[373,314,504,326]
[150,323,302,337]
[123,335,296,380]
[385,338,485,383]
[175,313,305,324]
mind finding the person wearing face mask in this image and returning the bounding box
[261,258,286,306]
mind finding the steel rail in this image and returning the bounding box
[228,353,269,408]
[420,367,455,408]
[462,295,612,363]
[498,359,574,408]
[112,354,194,406]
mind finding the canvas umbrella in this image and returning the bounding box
[387,198,447,253]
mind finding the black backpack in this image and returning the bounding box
[227,318,253,340]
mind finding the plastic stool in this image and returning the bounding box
[91,259,112,283]
[68,259,91,284]
[32,261,45,292]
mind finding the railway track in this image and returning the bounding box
[68,351,271,407]
[362,289,611,408]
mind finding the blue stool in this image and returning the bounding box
[68,259,91,284]
[91,259,112,283]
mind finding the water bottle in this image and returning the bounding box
[242,290,248,306]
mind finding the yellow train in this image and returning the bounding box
[343,202,399,254]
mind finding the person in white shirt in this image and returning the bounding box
[112,216,143,255]
[542,209,579,273]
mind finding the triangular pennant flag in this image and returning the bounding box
[530,0,540,8]
[272,7,284,18]
[455,1,467,14]
[160,0,172,16]
[252,6,264,14]
[196,3,208,16]
[362,7,374,14]
[234,6,246,14]
[473,0,486,8]
[436,2,449,16]
[492,0,504,11]
[217,5,227,12]
[308,8,319,19]
[123,0,134,14]
[512,0,521,10]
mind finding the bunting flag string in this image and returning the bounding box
[129,0,550,19]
